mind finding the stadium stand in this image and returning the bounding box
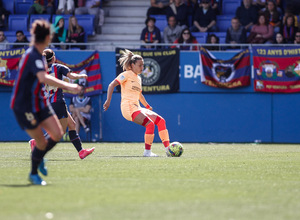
[2,0,14,14]
[216,15,233,32]
[76,15,95,36]
[150,14,168,32]
[14,0,34,14]
[8,15,28,32]
[192,32,207,44]
[222,0,241,16]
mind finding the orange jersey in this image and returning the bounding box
[116,70,143,121]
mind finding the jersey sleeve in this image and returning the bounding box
[116,71,129,85]
[31,55,47,76]
[57,64,71,77]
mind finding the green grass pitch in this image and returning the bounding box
[0,142,300,220]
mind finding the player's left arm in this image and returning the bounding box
[67,72,88,80]
[139,93,152,110]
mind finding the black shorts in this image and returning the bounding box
[51,101,68,119]
[13,106,55,130]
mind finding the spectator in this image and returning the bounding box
[163,15,182,44]
[225,17,247,46]
[274,32,286,44]
[28,0,55,16]
[52,16,67,49]
[69,85,92,134]
[252,0,266,10]
[140,17,162,49]
[56,0,75,14]
[294,31,300,44]
[166,0,189,28]
[281,14,298,44]
[247,13,274,44]
[0,31,9,50]
[75,0,104,34]
[236,0,259,32]
[67,16,86,49]
[205,33,219,50]
[262,0,281,34]
[12,31,29,49]
[147,0,172,17]
[185,0,199,19]
[0,0,10,30]
[172,27,199,50]
[190,0,217,33]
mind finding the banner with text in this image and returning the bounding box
[199,47,251,88]
[253,46,300,93]
[56,51,102,96]
[115,48,179,93]
[0,48,25,86]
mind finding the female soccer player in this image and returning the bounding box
[29,49,95,159]
[10,20,81,185]
[103,49,171,157]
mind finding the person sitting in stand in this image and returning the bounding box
[172,27,199,50]
[166,0,189,28]
[28,0,55,16]
[147,0,172,17]
[163,15,182,44]
[262,0,281,34]
[0,31,9,50]
[52,16,67,49]
[280,13,298,44]
[190,0,217,33]
[225,17,247,48]
[236,0,259,32]
[0,0,10,30]
[205,33,219,50]
[69,82,92,134]
[67,16,86,49]
[12,31,30,49]
[273,32,286,44]
[140,17,162,49]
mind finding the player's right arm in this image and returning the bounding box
[37,71,81,94]
[103,79,119,111]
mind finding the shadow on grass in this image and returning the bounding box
[0,184,32,187]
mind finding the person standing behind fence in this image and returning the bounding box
[10,20,81,185]
[103,49,172,157]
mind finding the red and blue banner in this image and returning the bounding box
[253,46,300,93]
[57,51,102,96]
[199,47,251,88]
[0,48,25,86]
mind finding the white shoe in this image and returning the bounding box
[165,148,171,157]
[143,150,158,157]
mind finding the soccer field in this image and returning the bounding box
[0,142,299,220]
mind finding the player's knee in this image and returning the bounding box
[145,121,155,134]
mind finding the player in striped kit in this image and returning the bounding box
[11,20,82,185]
[29,49,95,160]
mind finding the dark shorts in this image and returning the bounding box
[13,106,55,130]
[51,101,68,119]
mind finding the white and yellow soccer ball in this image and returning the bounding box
[168,142,183,157]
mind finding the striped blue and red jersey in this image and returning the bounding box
[44,63,70,103]
[10,46,48,113]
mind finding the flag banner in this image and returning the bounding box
[115,48,179,93]
[0,48,25,86]
[199,47,251,88]
[57,51,102,96]
[253,46,300,93]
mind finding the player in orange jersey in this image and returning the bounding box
[103,49,171,157]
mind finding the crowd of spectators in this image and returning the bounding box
[0,0,105,50]
[143,0,300,50]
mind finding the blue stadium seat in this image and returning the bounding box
[192,32,207,44]
[2,0,14,14]
[208,32,227,44]
[8,15,28,32]
[222,0,241,15]
[150,15,168,32]
[76,15,95,35]
[15,0,34,14]
[29,14,51,29]
[216,15,233,32]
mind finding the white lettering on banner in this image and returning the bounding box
[184,65,202,78]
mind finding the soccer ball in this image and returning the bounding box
[168,142,183,157]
